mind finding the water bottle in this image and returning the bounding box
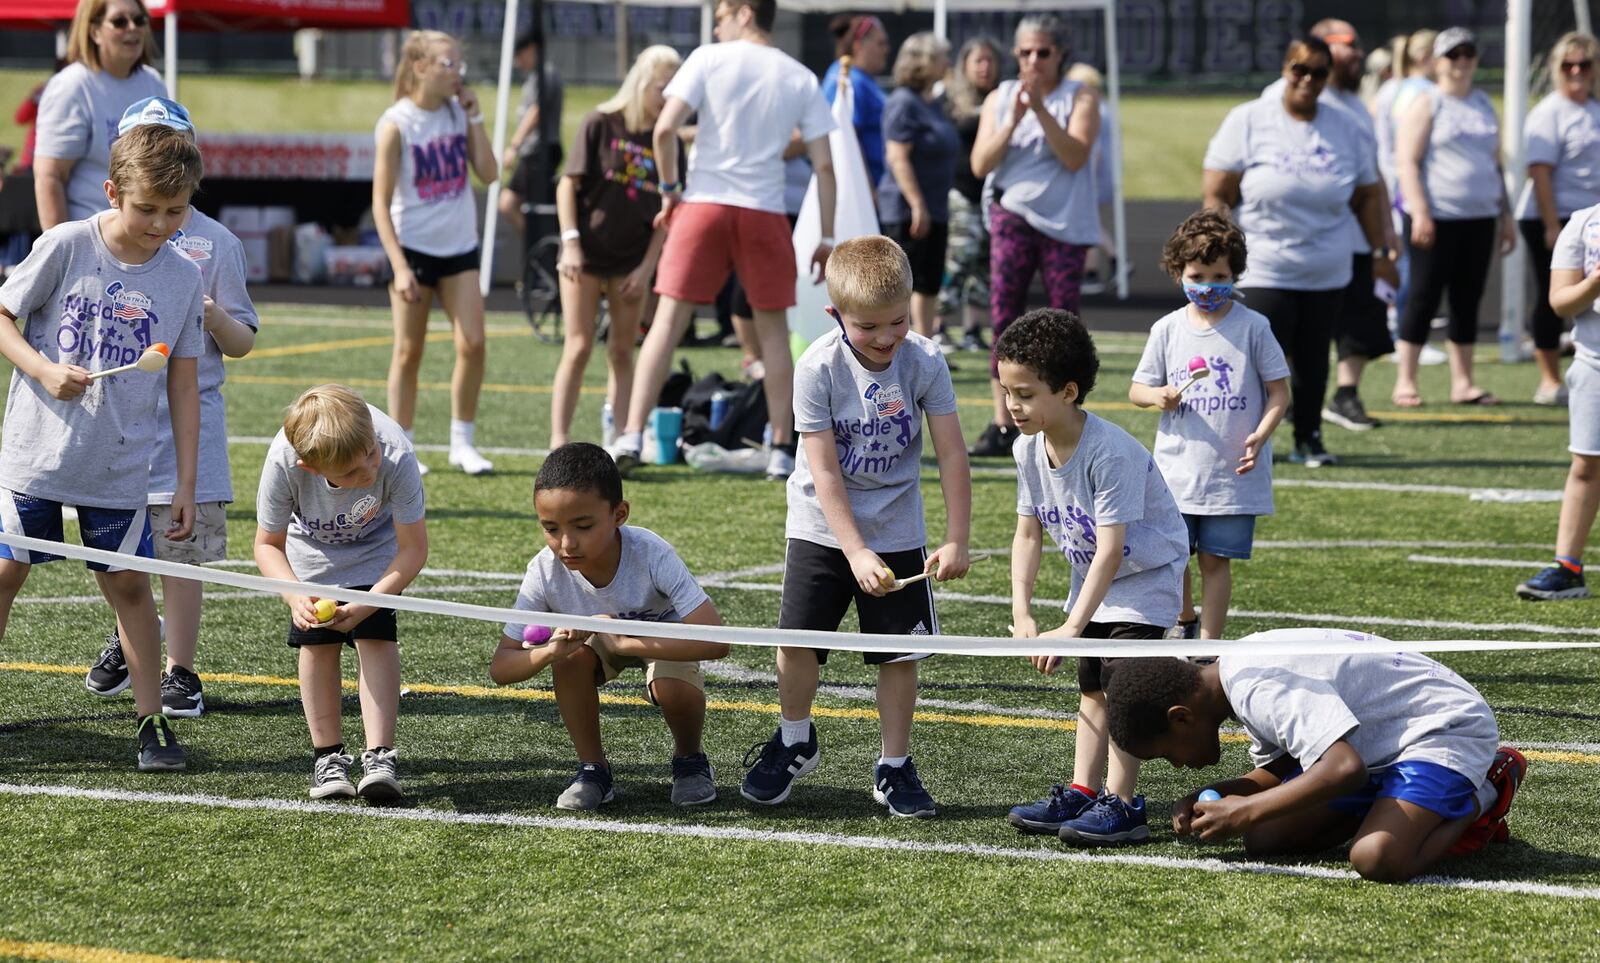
[601,402,616,447]
[762,423,773,449]
[710,390,730,430]
[647,407,684,465]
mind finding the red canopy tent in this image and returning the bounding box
[0,0,410,91]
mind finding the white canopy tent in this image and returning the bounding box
[479,0,1127,300]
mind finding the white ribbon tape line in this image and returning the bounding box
[4,531,1597,658]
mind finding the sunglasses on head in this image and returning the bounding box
[1445,45,1478,61]
[1562,59,1594,74]
[1288,62,1330,81]
[102,12,149,28]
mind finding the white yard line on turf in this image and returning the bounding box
[1407,554,1546,569]
[701,662,1081,722]
[1,781,1594,901]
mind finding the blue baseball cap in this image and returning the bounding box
[117,97,195,136]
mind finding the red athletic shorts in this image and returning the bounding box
[654,202,798,311]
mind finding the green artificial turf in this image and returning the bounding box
[0,302,1597,960]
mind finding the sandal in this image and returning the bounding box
[1451,390,1500,406]
[1391,391,1424,408]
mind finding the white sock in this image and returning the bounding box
[878,754,908,768]
[779,716,812,746]
[1474,779,1498,816]
[615,430,642,453]
[450,419,475,449]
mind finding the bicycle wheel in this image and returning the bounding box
[519,234,563,343]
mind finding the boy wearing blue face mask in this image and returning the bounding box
[1130,210,1290,641]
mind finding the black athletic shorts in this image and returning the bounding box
[400,246,480,288]
[287,585,399,648]
[777,538,937,665]
[883,221,951,296]
[1077,620,1164,692]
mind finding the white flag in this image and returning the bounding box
[789,70,880,354]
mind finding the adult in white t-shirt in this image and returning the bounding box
[1516,31,1600,406]
[606,0,838,482]
[373,30,499,477]
[33,0,167,228]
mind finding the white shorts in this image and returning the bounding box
[1568,362,1600,456]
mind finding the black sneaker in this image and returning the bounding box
[1322,393,1380,431]
[136,714,186,772]
[160,665,205,718]
[968,422,1020,458]
[86,633,130,697]
[310,751,357,799]
[1289,436,1338,468]
[740,724,819,805]
[873,757,938,818]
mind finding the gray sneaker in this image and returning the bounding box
[556,762,615,811]
[357,747,402,802]
[310,751,356,799]
[670,752,718,806]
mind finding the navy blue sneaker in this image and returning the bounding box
[1516,565,1590,601]
[872,757,937,818]
[1006,783,1095,834]
[556,762,614,811]
[740,725,818,805]
[1057,791,1151,846]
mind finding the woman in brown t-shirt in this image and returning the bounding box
[550,45,681,448]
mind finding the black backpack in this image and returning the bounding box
[681,373,768,450]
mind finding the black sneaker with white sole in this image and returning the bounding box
[136,714,186,772]
[310,751,357,799]
[1322,392,1380,431]
[740,724,819,805]
[160,665,205,718]
[86,633,130,697]
[357,747,403,803]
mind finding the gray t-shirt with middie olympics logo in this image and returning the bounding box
[256,405,426,586]
[786,327,958,553]
[1132,302,1291,517]
[1014,414,1188,628]
[0,215,204,510]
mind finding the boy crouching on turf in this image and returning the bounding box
[255,385,428,802]
[1104,630,1527,882]
[1000,309,1189,845]
[741,235,971,817]
[492,442,730,811]
[0,124,206,771]
[88,98,262,717]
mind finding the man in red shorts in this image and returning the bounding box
[605,0,838,480]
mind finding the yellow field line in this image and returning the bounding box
[4,662,1595,764]
[0,938,242,963]
[230,327,535,363]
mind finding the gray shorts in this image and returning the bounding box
[149,501,228,564]
[1568,362,1600,457]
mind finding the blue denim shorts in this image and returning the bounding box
[1182,513,1256,560]
[1330,759,1479,821]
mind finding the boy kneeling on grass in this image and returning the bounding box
[492,442,731,811]
[1103,628,1526,882]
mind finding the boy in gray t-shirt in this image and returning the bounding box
[1104,633,1527,882]
[491,443,729,811]
[997,308,1187,848]
[88,97,264,719]
[0,124,205,773]
[744,237,972,819]
[255,386,428,803]
[1131,211,1290,641]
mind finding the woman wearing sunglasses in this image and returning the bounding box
[1516,31,1600,406]
[1392,27,1518,408]
[1203,36,1388,468]
[32,0,166,228]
